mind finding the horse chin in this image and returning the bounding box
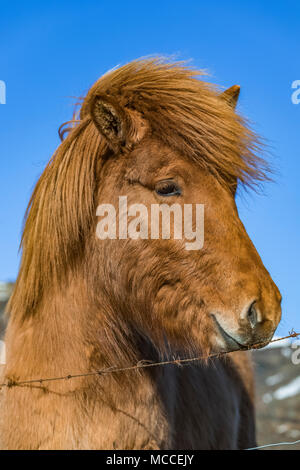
[213,337,244,353]
[211,328,249,354]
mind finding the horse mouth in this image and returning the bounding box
[211,314,249,351]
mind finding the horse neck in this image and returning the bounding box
[3,279,171,449]
[5,276,157,387]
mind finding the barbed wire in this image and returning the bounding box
[0,330,299,450]
[0,330,299,390]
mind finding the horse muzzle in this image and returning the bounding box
[211,302,281,352]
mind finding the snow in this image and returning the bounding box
[263,392,273,404]
[266,373,284,386]
[0,282,11,301]
[289,430,300,439]
[277,424,289,434]
[0,340,5,364]
[281,348,291,358]
[273,376,300,400]
[264,337,293,349]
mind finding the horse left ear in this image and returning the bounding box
[220,85,240,109]
[90,94,130,152]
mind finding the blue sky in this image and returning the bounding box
[0,1,299,331]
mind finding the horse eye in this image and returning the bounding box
[155,180,181,197]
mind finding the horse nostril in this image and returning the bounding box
[247,302,258,329]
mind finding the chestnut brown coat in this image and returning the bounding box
[0,58,281,449]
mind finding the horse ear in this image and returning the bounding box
[220,85,240,109]
[90,94,130,152]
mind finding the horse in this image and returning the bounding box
[0,58,282,449]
